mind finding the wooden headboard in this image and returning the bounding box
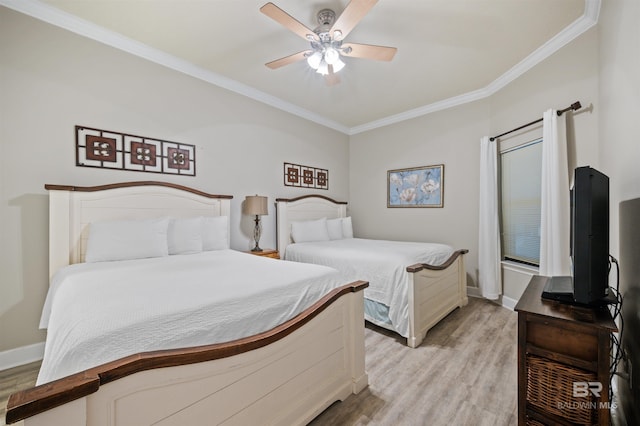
[45,181,232,280]
[275,195,347,256]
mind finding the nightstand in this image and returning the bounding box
[245,249,280,259]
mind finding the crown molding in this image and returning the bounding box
[348,87,491,135]
[350,0,600,135]
[0,0,350,134]
[1,0,599,136]
[482,0,600,97]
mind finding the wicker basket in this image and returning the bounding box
[526,418,547,426]
[526,354,598,425]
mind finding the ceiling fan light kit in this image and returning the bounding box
[260,0,397,85]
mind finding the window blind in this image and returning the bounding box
[500,140,542,266]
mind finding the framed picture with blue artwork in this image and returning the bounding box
[387,164,444,208]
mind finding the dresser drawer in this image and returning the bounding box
[526,319,598,362]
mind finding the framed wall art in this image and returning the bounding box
[387,164,444,208]
[76,125,196,176]
[284,162,328,190]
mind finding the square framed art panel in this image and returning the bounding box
[76,126,196,176]
[387,164,444,207]
[284,162,328,190]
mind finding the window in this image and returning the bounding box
[500,139,542,266]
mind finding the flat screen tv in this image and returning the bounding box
[571,166,610,305]
[542,166,610,305]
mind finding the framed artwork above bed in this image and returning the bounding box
[283,162,328,190]
[76,125,196,176]
[387,164,444,208]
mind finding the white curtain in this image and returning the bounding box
[539,109,572,276]
[478,136,501,299]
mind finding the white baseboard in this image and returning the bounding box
[501,295,518,311]
[467,286,519,311]
[466,286,482,298]
[0,342,44,372]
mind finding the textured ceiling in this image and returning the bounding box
[8,0,594,133]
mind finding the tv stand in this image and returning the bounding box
[515,276,618,425]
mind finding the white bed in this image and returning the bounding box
[6,182,368,426]
[276,195,468,348]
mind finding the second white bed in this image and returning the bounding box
[276,195,468,348]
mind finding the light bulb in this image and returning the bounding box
[306,51,322,70]
[332,57,345,73]
[324,47,339,65]
[316,60,329,75]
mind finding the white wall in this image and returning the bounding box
[598,0,640,262]
[349,100,489,288]
[0,7,349,354]
[598,1,640,421]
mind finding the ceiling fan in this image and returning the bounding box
[260,0,397,85]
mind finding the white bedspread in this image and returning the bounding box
[284,238,454,337]
[37,250,345,385]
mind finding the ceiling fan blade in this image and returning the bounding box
[265,50,311,69]
[341,43,397,61]
[331,0,378,39]
[260,2,318,42]
[324,65,341,86]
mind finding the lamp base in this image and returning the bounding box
[252,215,263,253]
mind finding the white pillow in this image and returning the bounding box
[202,216,229,250]
[342,217,354,238]
[291,218,330,243]
[168,217,203,255]
[326,218,344,240]
[85,217,170,262]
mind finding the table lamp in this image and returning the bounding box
[244,195,268,252]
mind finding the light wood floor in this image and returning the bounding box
[0,361,39,426]
[0,297,517,426]
[312,297,518,425]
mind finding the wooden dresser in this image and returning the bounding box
[244,249,280,259]
[515,275,618,425]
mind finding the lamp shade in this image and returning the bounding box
[332,57,346,73]
[307,51,322,69]
[244,195,268,216]
[315,58,329,75]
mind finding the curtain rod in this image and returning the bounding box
[489,101,582,142]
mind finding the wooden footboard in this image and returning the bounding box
[406,250,468,348]
[6,282,368,426]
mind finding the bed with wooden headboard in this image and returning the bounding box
[276,195,468,348]
[6,182,368,426]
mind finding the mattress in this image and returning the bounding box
[284,238,455,337]
[37,250,344,385]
